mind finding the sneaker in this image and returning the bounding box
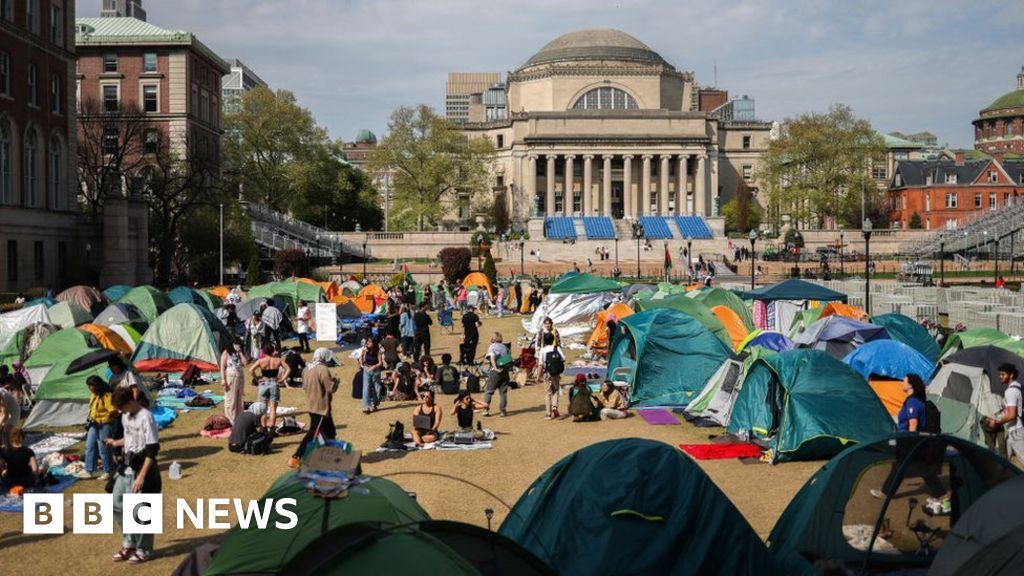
[482,411,491,417]
[544,414,552,420]
[287,456,301,469]
[96,473,110,482]
[499,411,508,417]
[869,489,886,500]
[127,550,151,564]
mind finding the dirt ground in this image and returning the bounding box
[0,313,822,575]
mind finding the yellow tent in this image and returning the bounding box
[587,303,635,356]
[79,323,133,355]
[819,302,868,322]
[462,272,494,297]
[868,377,906,419]
[710,305,750,351]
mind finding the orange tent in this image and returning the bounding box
[819,302,867,321]
[208,286,232,298]
[868,377,906,419]
[462,272,494,297]
[79,323,133,355]
[354,285,387,313]
[587,303,635,356]
[297,278,339,300]
[330,294,352,305]
[685,283,703,292]
[710,305,750,351]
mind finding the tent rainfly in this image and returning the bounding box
[131,303,233,372]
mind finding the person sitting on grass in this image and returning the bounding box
[595,380,628,420]
[448,391,488,440]
[0,428,43,491]
[415,355,437,390]
[434,353,461,394]
[568,374,597,422]
[411,390,442,447]
[281,349,305,388]
[386,363,417,401]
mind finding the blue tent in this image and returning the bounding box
[740,330,794,353]
[871,313,941,362]
[102,284,133,302]
[842,339,935,381]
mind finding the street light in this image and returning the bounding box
[315,234,320,265]
[839,229,845,276]
[614,237,620,277]
[362,238,368,278]
[219,203,224,285]
[994,235,1000,285]
[748,229,757,291]
[518,239,525,276]
[632,221,645,279]
[863,218,873,315]
[686,235,692,279]
[939,237,945,286]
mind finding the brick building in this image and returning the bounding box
[974,67,1024,155]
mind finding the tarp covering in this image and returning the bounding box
[0,304,50,349]
[742,278,848,302]
[608,308,734,406]
[872,313,941,363]
[47,301,93,329]
[132,303,232,372]
[931,475,1024,576]
[792,316,890,358]
[842,339,935,381]
[633,293,732,347]
[739,330,794,353]
[499,438,784,576]
[117,285,173,323]
[728,349,894,462]
[691,287,755,330]
[548,273,621,295]
[522,291,616,336]
[56,285,106,316]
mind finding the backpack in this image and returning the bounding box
[243,431,273,455]
[439,365,460,394]
[381,420,408,450]
[545,348,564,376]
[923,400,942,434]
[203,414,232,431]
[465,371,481,394]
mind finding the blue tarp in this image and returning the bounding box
[842,339,936,381]
[743,331,794,353]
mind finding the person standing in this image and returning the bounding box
[106,386,161,564]
[295,300,312,353]
[513,282,523,314]
[219,337,249,424]
[359,338,383,414]
[0,377,20,449]
[413,303,433,359]
[461,305,482,365]
[82,376,117,480]
[246,312,266,358]
[399,304,416,359]
[984,363,1023,462]
[496,285,506,318]
[108,356,152,408]
[259,302,284,351]
[482,333,511,417]
[248,344,289,430]
[538,328,565,421]
[289,348,339,468]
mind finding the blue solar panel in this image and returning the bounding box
[545,217,577,240]
[583,217,616,239]
[674,216,712,239]
[637,216,673,239]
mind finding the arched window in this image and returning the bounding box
[49,136,62,209]
[24,128,38,207]
[0,118,10,204]
[571,87,638,110]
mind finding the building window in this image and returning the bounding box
[50,4,62,46]
[28,64,38,106]
[143,52,157,73]
[0,118,10,204]
[24,130,38,207]
[0,51,9,96]
[496,134,504,148]
[925,193,931,212]
[102,84,118,111]
[1009,123,1016,137]
[33,241,43,281]
[988,171,998,183]
[6,240,16,281]
[894,152,909,161]
[742,135,751,150]
[1,0,10,20]
[894,173,903,187]
[974,193,982,208]
[49,137,62,209]
[103,53,117,73]
[1005,192,1012,206]
[945,192,957,208]
[742,165,752,182]
[872,164,887,180]
[200,92,209,122]
[945,173,957,184]
[945,218,958,231]
[26,0,36,32]
[103,127,119,155]
[571,87,639,110]
[57,241,67,282]
[143,84,158,112]
[144,128,159,154]
[990,192,997,210]
[50,74,61,113]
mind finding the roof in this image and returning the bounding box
[519,29,669,71]
[891,158,1024,188]
[75,17,229,73]
[882,133,923,149]
[983,88,1024,112]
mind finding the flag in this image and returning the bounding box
[664,244,673,271]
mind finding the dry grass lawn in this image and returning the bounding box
[0,314,822,575]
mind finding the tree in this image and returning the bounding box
[482,251,497,285]
[493,190,510,236]
[909,212,923,229]
[761,104,885,229]
[76,100,151,217]
[246,251,262,286]
[274,248,309,277]
[175,200,256,286]
[288,142,383,231]
[438,247,472,284]
[368,105,495,231]
[721,177,762,233]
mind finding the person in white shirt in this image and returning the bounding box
[295,299,312,353]
[537,328,565,421]
[985,363,1023,462]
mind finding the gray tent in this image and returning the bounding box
[683,358,745,426]
[792,315,889,359]
[94,303,145,327]
[337,301,362,319]
[235,297,269,321]
[623,283,656,299]
[930,475,1024,576]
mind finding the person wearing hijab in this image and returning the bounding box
[289,348,339,468]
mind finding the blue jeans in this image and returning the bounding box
[362,368,380,410]
[85,421,115,474]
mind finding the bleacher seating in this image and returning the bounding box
[674,216,713,239]
[637,216,673,239]
[583,217,617,239]
[545,217,577,240]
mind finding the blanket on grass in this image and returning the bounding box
[26,432,85,460]
[0,476,77,513]
[678,443,763,460]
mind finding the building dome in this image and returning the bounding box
[983,88,1024,112]
[518,28,668,71]
[354,129,377,145]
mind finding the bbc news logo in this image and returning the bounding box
[23,494,298,534]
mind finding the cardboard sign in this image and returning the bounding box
[305,446,361,474]
[314,303,337,342]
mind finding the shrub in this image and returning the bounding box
[273,248,309,277]
[909,212,923,229]
[439,247,472,284]
[784,228,805,248]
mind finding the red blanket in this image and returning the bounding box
[679,443,763,460]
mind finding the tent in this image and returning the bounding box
[353,284,388,314]
[93,302,146,328]
[168,286,221,311]
[234,297,269,321]
[47,301,93,329]
[203,474,429,576]
[607,308,734,406]
[818,301,867,321]
[296,278,339,300]
[927,346,1024,447]
[633,293,732,347]
[738,329,794,353]
[523,282,618,337]
[56,285,106,316]
[26,296,57,307]
[768,433,1020,576]
[499,438,783,576]
[107,323,143,352]
[339,279,362,297]
[547,273,621,295]
[0,322,59,366]
[683,357,747,426]
[843,339,935,381]
[79,323,133,355]
[792,315,890,359]
[742,278,848,303]
[711,305,749,350]
[728,349,894,462]
[117,285,173,323]
[872,313,941,363]
[0,304,50,349]
[691,287,755,330]
[930,474,1024,576]
[248,280,326,315]
[787,307,825,338]
[22,328,111,428]
[131,303,233,372]
[585,302,634,355]
[622,283,656,300]
[102,284,133,301]
[461,272,494,297]
[939,328,1008,359]
[207,286,232,299]
[336,300,362,319]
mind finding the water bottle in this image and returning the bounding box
[169,461,182,480]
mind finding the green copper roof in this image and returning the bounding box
[75,17,228,72]
[883,133,923,149]
[984,89,1024,112]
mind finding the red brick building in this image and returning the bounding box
[974,67,1024,154]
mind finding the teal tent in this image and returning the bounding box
[117,285,173,323]
[168,286,222,311]
[607,308,733,406]
[633,293,732,347]
[742,278,848,302]
[931,475,1024,576]
[102,284,133,302]
[769,434,1019,575]
[499,438,783,576]
[871,313,941,362]
[548,273,620,294]
[728,349,893,462]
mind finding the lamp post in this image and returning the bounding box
[663,240,669,282]
[994,235,1000,285]
[839,229,845,276]
[315,234,320,266]
[632,221,644,279]
[219,203,224,285]
[362,238,368,278]
[863,218,873,315]
[939,237,945,286]
[614,237,619,277]
[748,229,757,291]
[518,239,525,276]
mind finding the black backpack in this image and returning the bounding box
[381,420,408,450]
[923,400,942,434]
[545,348,565,376]
[465,371,481,394]
[439,365,460,394]
[244,431,273,455]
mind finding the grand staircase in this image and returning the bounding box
[242,202,362,260]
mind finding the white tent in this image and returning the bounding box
[684,358,745,426]
[521,292,616,337]
[0,304,50,349]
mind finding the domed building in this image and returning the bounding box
[458,28,772,236]
[974,67,1024,154]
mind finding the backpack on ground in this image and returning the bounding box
[381,420,407,450]
[923,400,942,434]
[351,370,363,399]
[464,369,481,393]
[545,348,564,376]
[243,431,273,455]
[439,365,460,394]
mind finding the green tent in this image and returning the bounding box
[499,438,784,576]
[117,285,173,323]
[871,313,941,363]
[247,280,326,315]
[607,308,733,406]
[787,307,824,337]
[742,278,848,302]
[22,328,111,428]
[131,303,231,373]
[939,327,1008,358]
[203,474,429,576]
[47,301,93,329]
[548,273,621,294]
[769,434,1019,576]
[728,349,893,462]
[168,286,222,311]
[690,287,755,330]
[633,293,732,347]
[0,322,59,366]
[102,284,133,301]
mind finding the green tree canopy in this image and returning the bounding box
[721,177,762,233]
[289,141,383,231]
[369,105,495,231]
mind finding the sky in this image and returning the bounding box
[76,0,1024,148]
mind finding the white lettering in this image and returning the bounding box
[207,498,231,529]
[274,498,298,530]
[177,499,204,529]
[233,498,274,529]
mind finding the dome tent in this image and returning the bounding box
[131,303,232,372]
[0,322,59,366]
[791,315,890,359]
[22,328,112,428]
[523,274,619,337]
[872,312,941,362]
[168,286,222,311]
[633,293,732,347]
[738,329,794,353]
[101,284,132,302]
[246,280,326,315]
[117,285,173,323]
[499,438,783,576]
[931,475,1024,576]
[56,285,107,316]
[939,327,1007,359]
[0,304,51,349]
[47,300,93,329]
[79,323,133,355]
[690,286,754,330]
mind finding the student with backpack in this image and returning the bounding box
[538,326,565,420]
[435,354,461,395]
[483,333,512,417]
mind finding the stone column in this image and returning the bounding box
[602,155,613,217]
[526,155,537,218]
[695,154,707,216]
[583,155,594,216]
[641,155,653,217]
[545,155,556,217]
[659,155,671,215]
[623,155,634,218]
[709,150,720,216]
[677,155,689,215]
[564,155,575,216]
